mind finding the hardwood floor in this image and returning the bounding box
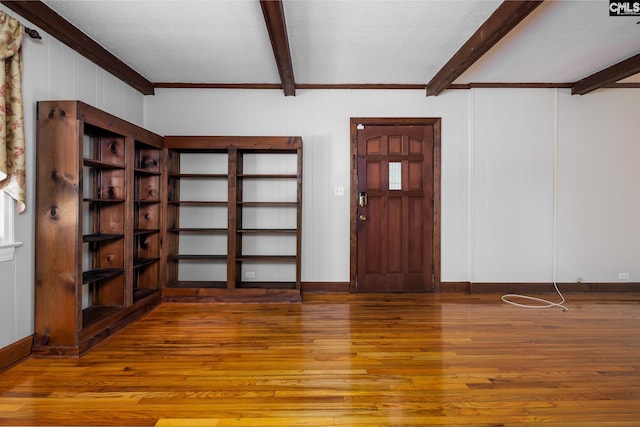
[1,292,640,426]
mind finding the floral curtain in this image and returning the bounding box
[0,12,25,213]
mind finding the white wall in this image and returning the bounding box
[144,89,472,283]
[145,87,640,286]
[557,89,640,283]
[471,89,555,282]
[0,4,144,349]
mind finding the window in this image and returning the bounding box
[0,191,8,242]
[0,191,20,261]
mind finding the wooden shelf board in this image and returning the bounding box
[134,229,160,236]
[133,288,159,302]
[82,268,125,284]
[168,255,228,261]
[168,228,227,233]
[133,257,160,269]
[237,228,296,234]
[236,281,297,290]
[83,233,124,243]
[83,158,125,169]
[169,173,228,178]
[83,198,126,204]
[82,305,123,328]
[167,281,227,289]
[238,201,298,207]
[238,174,297,179]
[134,168,161,176]
[168,201,228,206]
[237,255,297,262]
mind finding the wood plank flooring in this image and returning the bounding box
[2,292,640,426]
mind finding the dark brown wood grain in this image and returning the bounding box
[164,136,302,150]
[356,125,433,292]
[350,118,441,293]
[0,335,32,373]
[572,53,640,95]
[260,0,296,96]
[35,101,82,349]
[35,101,161,357]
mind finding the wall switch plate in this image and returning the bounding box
[245,271,256,278]
[334,186,344,196]
[618,273,629,280]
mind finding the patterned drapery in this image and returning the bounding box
[0,12,25,213]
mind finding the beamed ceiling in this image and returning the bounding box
[3,0,639,96]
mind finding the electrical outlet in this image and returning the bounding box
[618,273,629,280]
[245,271,256,279]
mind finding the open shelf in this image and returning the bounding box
[83,233,124,243]
[169,281,227,289]
[82,268,125,284]
[83,158,125,170]
[82,305,123,328]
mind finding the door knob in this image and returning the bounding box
[359,215,367,221]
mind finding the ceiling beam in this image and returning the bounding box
[426,1,544,97]
[260,0,296,96]
[572,54,640,95]
[1,0,154,95]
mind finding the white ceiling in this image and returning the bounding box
[41,0,640,89]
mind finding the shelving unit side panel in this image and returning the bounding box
[35,101,83,347]
[124,138,135,307]
[164,149,181,287]
[296,146,303,289]
[228,148,238,289]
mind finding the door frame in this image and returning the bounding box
[350,117,441,293]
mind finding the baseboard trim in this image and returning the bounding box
[162,287,302,303]
[0,335,33,372]
[302,282,350,294]
[440,282,640,294]
[439,282,472,293]
[301,281,640,295]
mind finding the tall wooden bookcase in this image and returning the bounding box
[35,101,164,357]
[163,136,303,303]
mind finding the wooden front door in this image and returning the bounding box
[352,119,440,292]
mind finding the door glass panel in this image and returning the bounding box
[389,162,401,190]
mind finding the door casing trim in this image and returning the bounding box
[349,117,441,293]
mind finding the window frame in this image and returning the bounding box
[0,191,21,262]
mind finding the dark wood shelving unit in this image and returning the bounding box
[35,100,163,357]
[35,102,304,355]
[162,136,302,302]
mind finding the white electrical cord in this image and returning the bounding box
[501,89,568,313]
[501,283,568,311]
